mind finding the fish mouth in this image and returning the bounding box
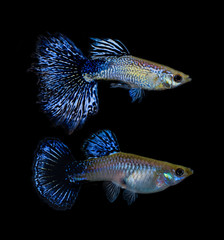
[186,76,192,82]
[187,168,194,176]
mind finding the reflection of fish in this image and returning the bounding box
[33,130,193,210]
[31,33,191,134]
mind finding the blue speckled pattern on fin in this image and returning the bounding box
[82,129,120,158]
[129,88,145,103]
[31,33,99,134]
[33,138,83,210]
[90,38,130,58]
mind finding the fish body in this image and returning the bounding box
[31,34,191,133]
[72,152,192,194]
[33,130,193,209]
[83,55,191,91]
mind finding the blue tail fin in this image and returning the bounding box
[82,129,120,158]
[33,138,84,210]
[31,33,99,134]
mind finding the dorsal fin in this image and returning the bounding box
[82,129,120,158]
[90,38,130,59]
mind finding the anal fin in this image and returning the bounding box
[103,181,120,203]
[129,88,145,103]
[110,82,130,89]
[111,83,145,103]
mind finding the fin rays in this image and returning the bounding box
[82,129,120,158]
[32,33,99,134]
[90,38,130,58]
[33,138,84,210]
[103,181,138,205]
[103,182,120,203]
[123,190,138,205]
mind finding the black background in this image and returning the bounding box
[12,1,219,237]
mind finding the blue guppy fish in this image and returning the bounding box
[33,129,193,210]
[31,33,191,134]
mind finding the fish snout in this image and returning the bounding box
[186,76,192,82]
[186,168,194,176]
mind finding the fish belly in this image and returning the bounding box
[123,169,158,194]
[83,152,158,193]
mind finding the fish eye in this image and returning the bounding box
[175,168,184,176]
[174,75,183,83]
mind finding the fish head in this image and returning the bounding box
[159,69,192,90]
[162,164,193,186]
[156,163,193,190]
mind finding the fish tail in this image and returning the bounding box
[30,33,99,134]
[33,138,85,210]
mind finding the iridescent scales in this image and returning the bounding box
[31,33,191,133]
[33,130,193,210]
